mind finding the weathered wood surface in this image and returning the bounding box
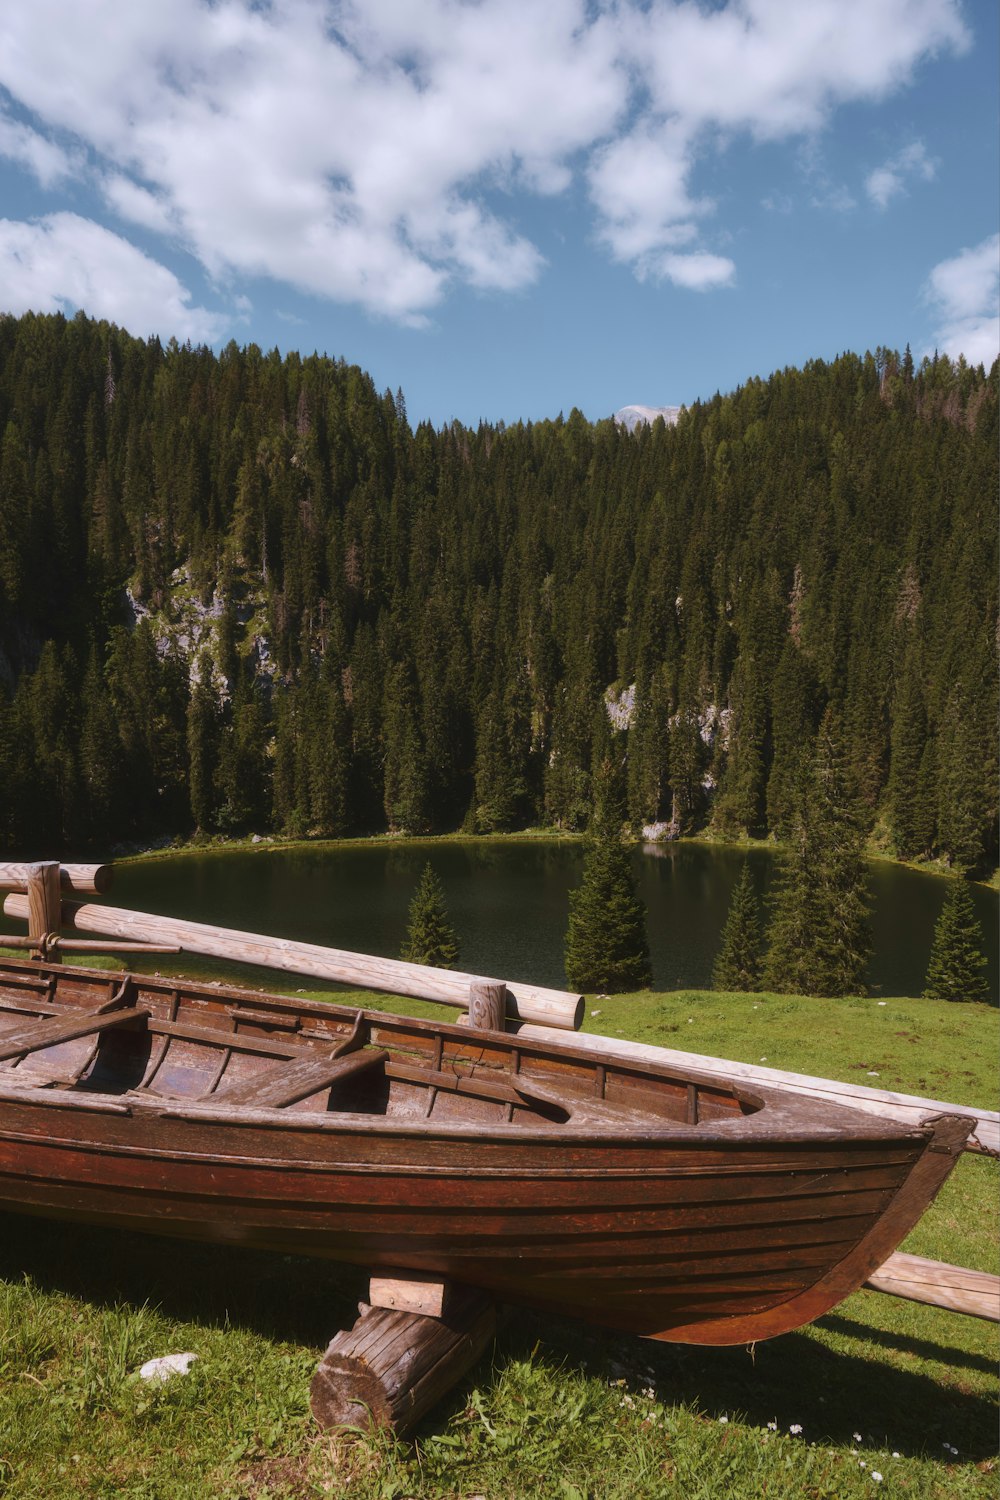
[518,1024,999,1158]
[468,981,506,1032]
[369,1273,452,1319]
[866,1252,1000,1322]
[0,863,112,895]
[2,894,583,1030]
[26,863,62,964]
[310,1289,495,1433]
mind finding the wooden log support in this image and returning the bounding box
[865,1252,1000,1322]
[310,1287,495,1435]
[3,893,584,1031]
[26,863,62,965]
[468,981,506,1032]
[369,1273,453,1319]
[0,862,113,895]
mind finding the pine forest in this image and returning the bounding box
[0,311,995,877]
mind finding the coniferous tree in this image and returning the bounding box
[712,864,763,991]
[762,711,872,996]
[922,882,990,1004]
[400,862,459,969]
[564,837,653,993]
[564,748,651,993]
[187,653,220,834]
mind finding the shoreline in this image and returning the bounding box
[106,827,999,891]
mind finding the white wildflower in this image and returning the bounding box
[877,1001,887,1006]
[789,1424,802,1435]
[872,1473,883,1484]
[854,1433,863,1443]
[767,1421,777,1431]
[719,1415,729,1424]
[892,1452,900,1459]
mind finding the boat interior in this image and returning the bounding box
[0,961,763,1131]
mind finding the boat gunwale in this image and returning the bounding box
[0,958,967,1148]
[0,1071,940,1150]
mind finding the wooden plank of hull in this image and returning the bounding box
[0,1090,968,1343]
[520,1025,1000,1158]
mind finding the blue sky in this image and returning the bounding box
[0,0,996,428]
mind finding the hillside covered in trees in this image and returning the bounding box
[0,311,995,874]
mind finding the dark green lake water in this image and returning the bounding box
[93,840,999,1000]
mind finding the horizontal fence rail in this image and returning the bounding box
[2,893,584,1031]
[0,862,113,895]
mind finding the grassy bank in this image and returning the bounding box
[0,986,996,1498]
[109,826,999,890]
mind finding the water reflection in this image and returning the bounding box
[43,840,998,1000]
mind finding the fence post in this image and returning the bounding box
[26,862,62,963]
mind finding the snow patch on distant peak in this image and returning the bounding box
[614,404,682,432]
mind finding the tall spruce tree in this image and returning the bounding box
[712,863,763,991]
[762,710,872,997]
[922,882,990,1004]
[564,733,651,993]
[400,863,459,969]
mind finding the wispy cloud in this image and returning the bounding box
[866,139,936,208]
[0,213,226,343]
[0,1,972,327]
[924,234,1000,368]
[0,106,74,188]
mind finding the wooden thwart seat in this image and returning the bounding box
[0,1005,149,1064]
[210,1045,390,1110]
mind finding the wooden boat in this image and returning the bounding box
[0,957,973,1345]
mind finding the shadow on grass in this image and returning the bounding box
[430,1304,998,1464]
[0,1209,366,1349]
[3,1210,995,1466]
[817,1310,997,1375]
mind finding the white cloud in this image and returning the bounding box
[865,139,936,207]
[0,213,227,343]
[658,252,736,291]
[0,1,973,325]
[924,234,1000,368]
[0,108,73,188]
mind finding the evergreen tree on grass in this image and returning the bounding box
[564,837,652,993]
[762,709,871,997]
[564,721,652,993]
[400,863,459,969]
[922,882,990,1003]
[712,863,763,991]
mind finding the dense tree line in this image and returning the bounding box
[0,312,995,874]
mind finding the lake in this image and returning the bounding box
[90,839,999,1000]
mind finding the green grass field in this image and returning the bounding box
[0,983,996,1499]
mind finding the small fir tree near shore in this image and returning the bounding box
[712,863,763,991]
[922,882,990,1003]
[564,836,652,993]
[564,716,652,994]
[400,863,459,969]
[762,709,871,997]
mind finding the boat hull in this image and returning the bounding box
[0,959,973,1343]
[0,1086,968,1344]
